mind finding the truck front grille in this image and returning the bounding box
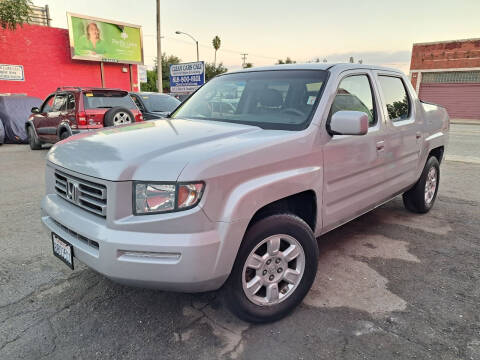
[54,170,107,217]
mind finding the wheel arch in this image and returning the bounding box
[209,167,322,281]
[428,146,444,164]
[25,120,39,138]
[57,122,73,140]
[247,190,317,233]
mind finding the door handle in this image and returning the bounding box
[376,140,385,151]
[416,132,422,139]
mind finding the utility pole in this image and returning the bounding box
[241,53,248,68]
[156,0,163,93]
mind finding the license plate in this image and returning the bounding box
[52,233,74,270]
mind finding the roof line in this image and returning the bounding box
[413,38,480,46]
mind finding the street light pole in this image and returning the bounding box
[175,31,199,61]
[195,40,199,62]
[156,0,163,93]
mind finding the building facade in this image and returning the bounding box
[0,24,139,100]
[410,38,480,119]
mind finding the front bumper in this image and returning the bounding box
[41,193,233,292]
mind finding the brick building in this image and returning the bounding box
[409,38,480,119]
[0,24,139,99]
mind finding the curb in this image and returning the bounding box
[450,119,480,125]
[445,155,480,165]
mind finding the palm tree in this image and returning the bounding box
[212,35,221,65]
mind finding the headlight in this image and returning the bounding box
[134,182,204,215]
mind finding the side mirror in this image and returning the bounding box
[330,111,368,135]
[31,107,40,114]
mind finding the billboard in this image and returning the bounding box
[170,61,205,93]
[67,12,143,64]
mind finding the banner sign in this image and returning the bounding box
[67,12,143,64]
[0,64,24,81]
[138,65,148,83]
[170,61,205,93]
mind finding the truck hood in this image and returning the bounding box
[47,119,262,181]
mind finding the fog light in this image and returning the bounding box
[118,250,181,263]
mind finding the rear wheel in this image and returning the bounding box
[403,156,440,213]
[103,107,134,127]
[59,131,69,141]
[224,214,318,323]
[28,126,42,150]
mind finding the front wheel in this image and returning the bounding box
[223,214,319,323]
[403,156,440,213]
[28,126,42,150]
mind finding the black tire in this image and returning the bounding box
[59,131,69,141]
[103,107,135,127]
[28,126,42,150]
[223,214,319,323]
[403,156,440,213]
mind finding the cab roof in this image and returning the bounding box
[227,63,404,75]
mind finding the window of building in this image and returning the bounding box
[422,71,480,83]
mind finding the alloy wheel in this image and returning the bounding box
[424,166,437,205]
[242,234,305,306]
[113,112,132,126]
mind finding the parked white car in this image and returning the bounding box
[42,63,449,322]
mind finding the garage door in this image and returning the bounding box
[418,71,480,120]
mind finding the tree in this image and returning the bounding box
[205,62,227,81]
[141,53,181,92]
[243,62,253,68]
[276,57,295,65]
[386,96,409,121]
[212,35,221,66]
[0,0,32,30]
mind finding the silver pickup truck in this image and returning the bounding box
[41,63,449,323]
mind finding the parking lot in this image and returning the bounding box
[0,123,479,360]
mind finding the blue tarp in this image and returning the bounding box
[0,117,4,145]
[0,96,42,144]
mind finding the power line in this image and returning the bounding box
[159,35,279,61]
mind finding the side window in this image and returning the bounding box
[378,76,410,122]
[66,93,76,111]
[131,95,144,111]
[330,75,376,126]
[41,95,55,113]
[52,94,67,112]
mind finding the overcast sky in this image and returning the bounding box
[33,0,479,73]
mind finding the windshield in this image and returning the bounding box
[140,94,180,112]
[83,91,137,110]
[170,70,328,130]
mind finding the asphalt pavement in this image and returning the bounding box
[0,124,479,360]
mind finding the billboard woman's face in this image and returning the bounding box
[87,24,99,40]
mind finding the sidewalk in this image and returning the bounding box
[450,118,480,125]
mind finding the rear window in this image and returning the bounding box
[83,91,137,110]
